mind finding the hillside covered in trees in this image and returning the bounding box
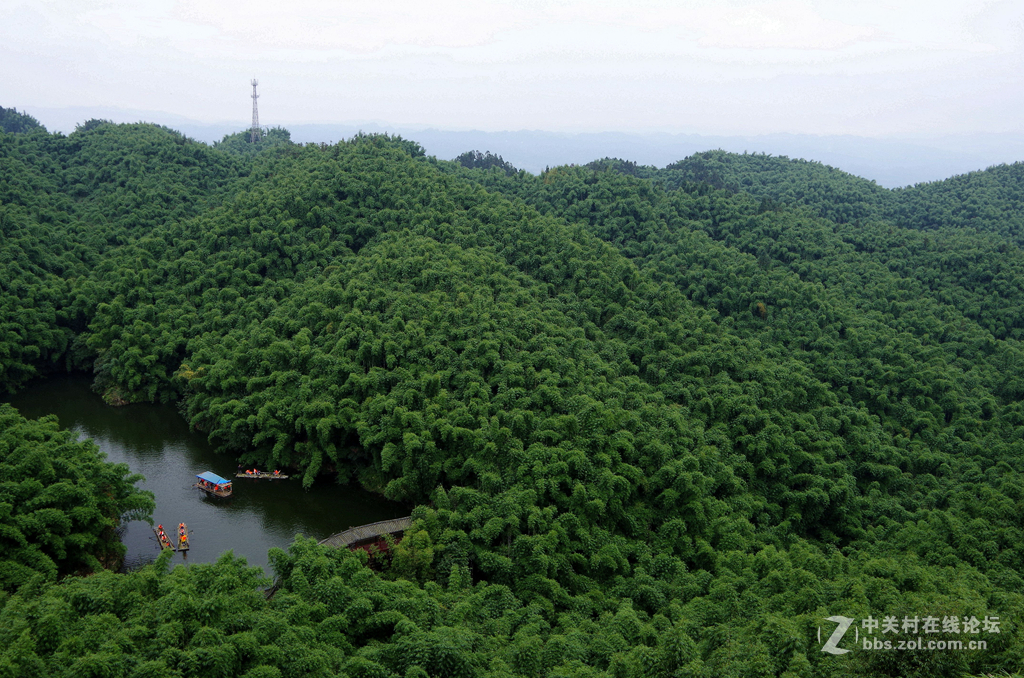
[2,117,1024,677]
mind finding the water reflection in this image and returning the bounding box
[4,374,408,575]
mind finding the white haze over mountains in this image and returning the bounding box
[7,0,1024,186]
[25,105,1024,189]
[5,1,1023,143]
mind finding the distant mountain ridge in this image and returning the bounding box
[20,104,1024,188]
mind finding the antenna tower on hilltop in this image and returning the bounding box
[250,78,261,143]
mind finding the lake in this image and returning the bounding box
[3,374,408,576]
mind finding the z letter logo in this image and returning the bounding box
[821,616,855,655]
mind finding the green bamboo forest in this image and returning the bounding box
[3,104,1024,677]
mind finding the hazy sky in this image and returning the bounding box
[3,0,1023,136]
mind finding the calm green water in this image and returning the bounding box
[4,374,407,576]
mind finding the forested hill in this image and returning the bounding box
[2,120,1024,677]
[632,150,893,225]
[0,106,44,134]
[625,149,1024,244]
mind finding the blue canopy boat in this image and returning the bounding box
[193,471,232,498]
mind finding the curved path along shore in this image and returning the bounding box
[264,516,414,600]
[318,516,413,548]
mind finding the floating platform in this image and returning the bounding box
[235,472,289,480]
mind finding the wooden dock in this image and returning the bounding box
[318,516,413,549]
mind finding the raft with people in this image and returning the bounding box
[193,471,233,497]
[176,522,190,552]
[235,468,288,480]
[153,525,175,551]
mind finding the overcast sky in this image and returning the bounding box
[3,0,1023,137]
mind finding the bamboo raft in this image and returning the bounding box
[153,527,175,551]
[318,516,413,549]
[235,472,289,480]
[177,523,190,552]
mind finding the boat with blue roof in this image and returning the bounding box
[193,471,233,498]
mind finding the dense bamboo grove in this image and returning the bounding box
[2,110,1023,676]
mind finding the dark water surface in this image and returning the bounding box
[4,374,407,575]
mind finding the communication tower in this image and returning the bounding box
[250,78,261,143]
